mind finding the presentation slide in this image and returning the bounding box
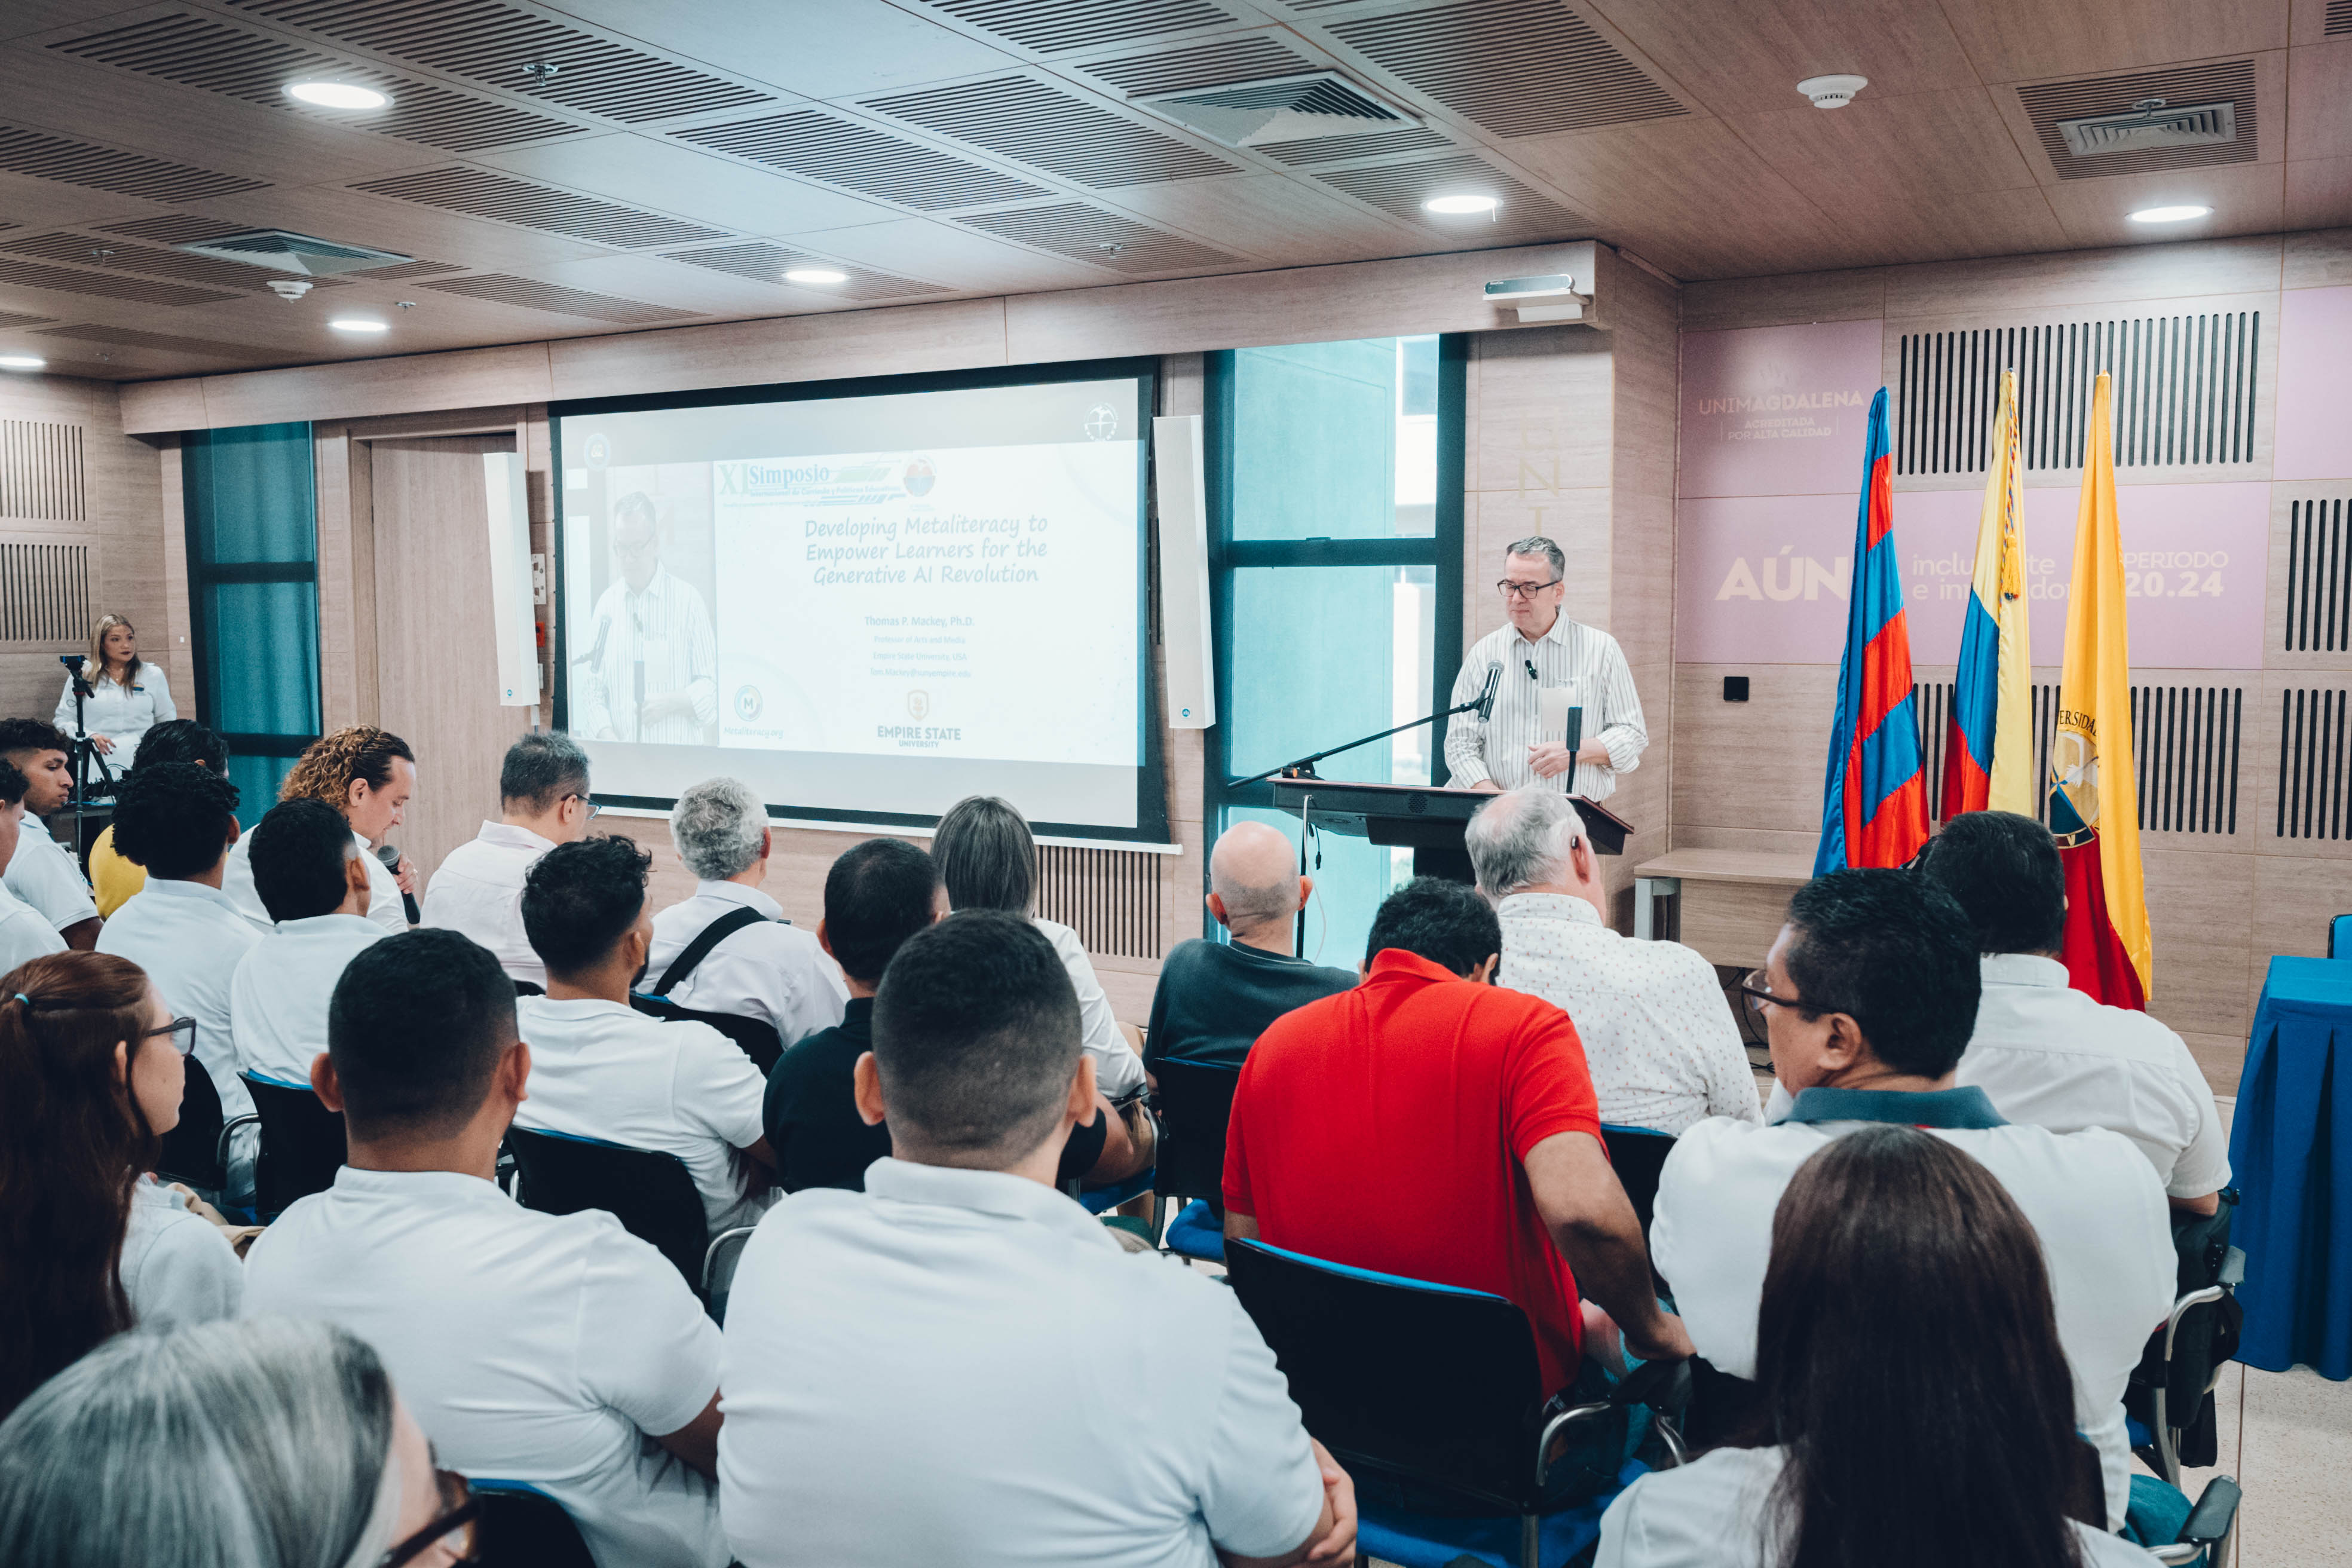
[553,367,1159,837]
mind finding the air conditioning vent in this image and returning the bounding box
[173,230,414,278]
[2057,100,2235,157]
[1138,71,1419,148]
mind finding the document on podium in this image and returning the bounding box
[1537,682,1579,745]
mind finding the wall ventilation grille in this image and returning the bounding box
[33,324,256,360]
[2287,499,2352,653]
[1037,844,1162,959]
[176,229,409,277]
[2019,60,2258,180]
[0,125,267,203]
[954,203,1237,271]
[2277,687,2352,841]
[863,77,1235,186]
[415,273,699,324]
[1328,0,1683,137]
[221,0,773,122]
[1255,125,1451,164]
[0,232,345,293]
[665,243,948,301]
[349,167,728,247]
[49,14,583,153]
[1140,72,1418,148]
[0,256,237,307]
[1313,152,1590,240]
[1894,314,2259,476]
[2057,100,2235,158]
[1912,680,2241,835]
[2330,0,2352,36]
[1083,35,1316,97]
[671,111,1050,211]
[0,430,86,525]
[919,0,1234,54]
[0,541,93,639]
[97,215,249,245]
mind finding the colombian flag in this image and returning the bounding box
[1943,368,2035,818]
[1814,388,1930,874]
[2050,372,2153,1007]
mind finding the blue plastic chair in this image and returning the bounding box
[1152,1057,1243,1261]
[2330,912,2351,958]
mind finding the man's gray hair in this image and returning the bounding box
[670,776,768,880]
[0,1317,396,1568]
[1505,535,1566,580]
[500,730,589,814]
[1465,788,1587,895]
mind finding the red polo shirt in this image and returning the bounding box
[1223,948,1604,1393]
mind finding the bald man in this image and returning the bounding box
[1143,820,1357,1075]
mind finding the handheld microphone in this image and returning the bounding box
[1475,664,1501,722]
[375,844,420,926]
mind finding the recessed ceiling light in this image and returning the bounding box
[1423,193,1499,216]
[2129,204,2212,224]
[784,267,849,284]
[0,354,44,371]
[328,318,388,333]
[286,81,389,110]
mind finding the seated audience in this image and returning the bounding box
[933,794,1149,1186]
[1914,809,2230,1213]
[1224,877,1691,1396]
[0,718,100,950]
[0,951,241,1419]
[0,1318,473,1568]
[420,731,595,988]
[231,799,385,1085]
[1649,869,2173,1531]
[0,762,66,970]
[517,836,774,1236]
[97,762,261,1177]
[719,910,1356,1568]
[762,837,939,1192]
[1143,819,1353,1073]
[646,776,846,1045]
[223,726,414,935]
[86,718,228,918]
[1468,789,1760,1134]
[243,929,727,1568]
[1596,1125,2153,1568]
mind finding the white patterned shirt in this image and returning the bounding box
[1445,615,1647,800]
[575,568,718,744]
[1494,893,1760,1134]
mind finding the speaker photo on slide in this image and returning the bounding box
[571,465,721,748]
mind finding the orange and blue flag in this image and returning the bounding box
[1942,368,2035,819]
[1814,388,1930,874]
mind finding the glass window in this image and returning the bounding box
[199,583,321,737]
[1226,565,1434,786]
[1229,336,1440,540]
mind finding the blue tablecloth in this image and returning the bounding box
[2230,956,2352,1379]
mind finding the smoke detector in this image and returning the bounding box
[267,278,314,300]
[1796,74,1869,108]
[2058,98,2236,157]
[174,229,414,278]
[1137,71,1421,148]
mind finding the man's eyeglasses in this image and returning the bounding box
[561,793,602,820]
[1496,577,1563,601]
[380,1468,479,1567]
[1735,969,1804,1016]
[142,1016,197,1057]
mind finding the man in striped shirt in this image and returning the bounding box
[1444,535,1647,801]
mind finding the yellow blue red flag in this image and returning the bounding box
[1943,368,2034,817]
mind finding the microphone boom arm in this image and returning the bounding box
[1227,667,1497,791]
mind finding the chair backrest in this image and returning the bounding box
[1152,1056,1242,1202]
[469,1480,597,1568]
[1224,1237,1549,1514]
[1599,1124,1676,1243]
[628,994,784,1077]
[2331,912,2351,959]
[241,1074,346,1214]
[504,1126,707,1289]
[154,1060,226,1192]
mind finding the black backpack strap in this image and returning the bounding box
[654,905,769,996]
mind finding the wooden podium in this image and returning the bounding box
[1267,778,1632,884]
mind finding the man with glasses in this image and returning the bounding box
[1444,535,1647,801]
[421,733,597,991]
[575,491,719,746]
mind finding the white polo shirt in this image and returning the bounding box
[421,821,557,988]
[645,881,847,1047]
[244,1167,725,1568]
[122,1174,242,1327]
[6,811,97,933]
[1495,893,1763,1134]
[1650,1086,2172,1531]
[1594,1443,2161,1568]
[224,826,406,936]
[0,875,66,972]
[97,878,265,1121]
[1036,915,1146,1099]
[719,1159,1325,1568]
[514,996,769,1235]
[229,913,385,1086]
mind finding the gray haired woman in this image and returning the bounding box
[0,1317,474,1568]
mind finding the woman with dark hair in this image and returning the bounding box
[0,951,241,1419]
[0,1318,474,1568]
[1594,1125,2151,1568]
[222,725,416,934]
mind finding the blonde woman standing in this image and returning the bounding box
[53,615,176,781]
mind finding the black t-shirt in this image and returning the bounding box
[1143,938,1357,1071]
[763,997,893,1193]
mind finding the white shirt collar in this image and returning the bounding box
[863,1157,1121,1250]
[276,912,384,939]
[523,995,640,1024]
[1497,891,1604,927]
[696,880,781,919]
[477,821,558,853]
[1513,611,1575,650]
[329,1165,507,1207]
[1982,953,2070,989]
[139,877,243,914]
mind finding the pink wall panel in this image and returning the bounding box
[2273,285,2352,482]
[1679,319,1886,498]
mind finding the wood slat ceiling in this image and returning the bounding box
[0,0,2334,381]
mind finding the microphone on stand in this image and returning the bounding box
[1474,664,1502,721]
[375,843,421,926]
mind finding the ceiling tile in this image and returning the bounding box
[2286,41,2352,160]
[953,201,1240,272]
[348,163,731,247]
[1319,0,1686,139]
[1935,0,2287,84]
[863,75,1237,186]
[472,131,900,234]
[908,0,1239,56]
[2286,155,2352,228]
[1723,89,2044,204]
[669,109,1051,212]
[417,271,703,324]
[2037,158,2287,246]
[535,0,1016,101]
[759,215,1110,293]
[1096,172,1412,265]
[1581,0,1983,113]
[663,240,951,301]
